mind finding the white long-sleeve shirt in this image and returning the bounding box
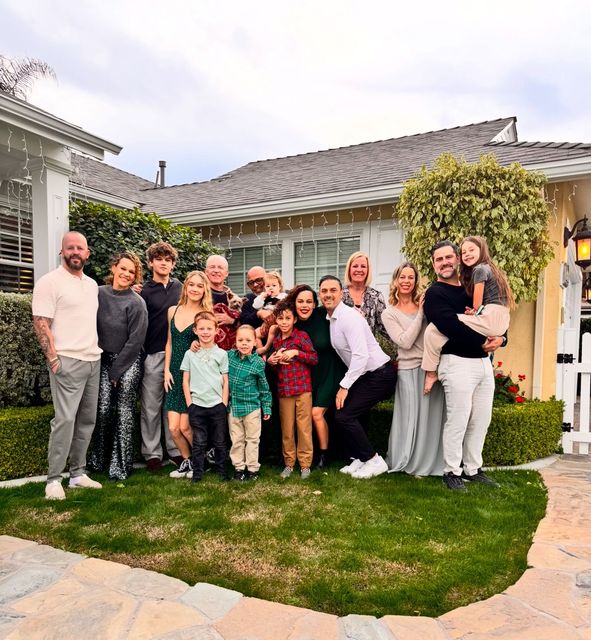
[327,301,389,389]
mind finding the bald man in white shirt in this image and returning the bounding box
[319,275,397,479]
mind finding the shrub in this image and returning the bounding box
[483,399,563,466]
[368,398,562,467]
[0,405,53,480]
[397,153,554,303]
[69,200,222,284]
[0,293,51,407]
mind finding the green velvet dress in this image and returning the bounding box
[164,308,195,413]
[296,306,347,408]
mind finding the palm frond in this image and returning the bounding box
[0,55,56,101]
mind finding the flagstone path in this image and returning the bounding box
[0,456,590,639]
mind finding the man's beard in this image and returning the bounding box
[63,254,86,271]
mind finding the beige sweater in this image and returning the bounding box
[381,305,426,370]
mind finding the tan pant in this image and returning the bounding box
[229,409,262,472]
[422,304,510,371]
[279,392,313,469]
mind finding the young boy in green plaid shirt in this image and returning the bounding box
[228,325,272,480]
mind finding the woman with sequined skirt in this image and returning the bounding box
[88,251,148,481]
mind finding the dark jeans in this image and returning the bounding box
[334,362,397,462]
[188,403,229,478]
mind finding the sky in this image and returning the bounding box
[2,0,591,186]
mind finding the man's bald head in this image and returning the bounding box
[60,231,90,274]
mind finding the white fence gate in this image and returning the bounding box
[563,331,591,454]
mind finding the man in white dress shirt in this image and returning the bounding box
[319,275,396,479]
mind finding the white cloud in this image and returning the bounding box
[4,0,591,183]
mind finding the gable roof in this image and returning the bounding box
[135,117,591,220]
[70,153,154,206]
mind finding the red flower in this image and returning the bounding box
[497,361,503,368]
[507,385,519,393]
[495,373,503,379]
[515,396,525,403]
[518,374,526,381]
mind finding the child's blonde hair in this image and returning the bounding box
[265,271,283,289]
[193,310,217,326]
[459,236,514,309]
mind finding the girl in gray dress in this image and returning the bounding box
[381,263,445,476]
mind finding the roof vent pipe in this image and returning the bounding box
[159,160,166,188]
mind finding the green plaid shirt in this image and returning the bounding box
[228,349,272,418]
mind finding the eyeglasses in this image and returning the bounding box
[247,277,265,286]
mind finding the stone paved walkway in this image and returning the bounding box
[0,456,590,639]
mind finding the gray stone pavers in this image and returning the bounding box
[180,582,243,621]
[0,566,63,605]
[0,456,590,639]
[338,614,394,640]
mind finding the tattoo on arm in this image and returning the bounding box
[32,316,56,360]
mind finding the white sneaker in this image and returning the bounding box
[169,458,192,478]
[69,474,102,489]
[351,455,388,479]
[45,481,65,500]
[339,459,364,475]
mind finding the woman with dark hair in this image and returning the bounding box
[284,284,346,467]
[381,262,445,475]
[88,251,148,480]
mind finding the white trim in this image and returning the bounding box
[491,120,517,143]
[0,93,121,159]
[523,157,591,182]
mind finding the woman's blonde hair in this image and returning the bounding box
[105,251,143,286]
[388,262,422,306]
[265,271,283,289]
[344,251,372,288]
[179,271,213,311]
[459,236,515,309]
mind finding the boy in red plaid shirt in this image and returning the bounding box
[267,300,318,479]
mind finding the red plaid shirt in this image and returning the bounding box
[272,328,318,397]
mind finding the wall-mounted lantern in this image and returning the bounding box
[564,216,591,269]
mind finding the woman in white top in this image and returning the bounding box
[381,262,445,476]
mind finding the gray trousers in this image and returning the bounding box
[47,356,101,483]
[438,354,494,476]
[140,351,180,461]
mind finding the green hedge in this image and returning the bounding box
[369,398,563,466]
[483,399,563,466]
[0,399,563,481]
[0,293,51,407]
[0,405,53,480]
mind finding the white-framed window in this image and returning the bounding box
[293,236,360,287]
[226,245,282,295]
[0,206,34,293]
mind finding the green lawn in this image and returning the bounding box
[0,466,546,618]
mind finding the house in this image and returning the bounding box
[1,91,590,451]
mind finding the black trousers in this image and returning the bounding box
[334,362,397,462]
[188,403,228,478]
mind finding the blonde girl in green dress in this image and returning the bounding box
[164,271,213,478]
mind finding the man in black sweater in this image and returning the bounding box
[424,240,504,491]
[140,242,183,471]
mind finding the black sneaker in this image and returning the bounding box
[245,470,259,481]
[462,469,499,487]
[234,469,246,481]
[443,472,466,491]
